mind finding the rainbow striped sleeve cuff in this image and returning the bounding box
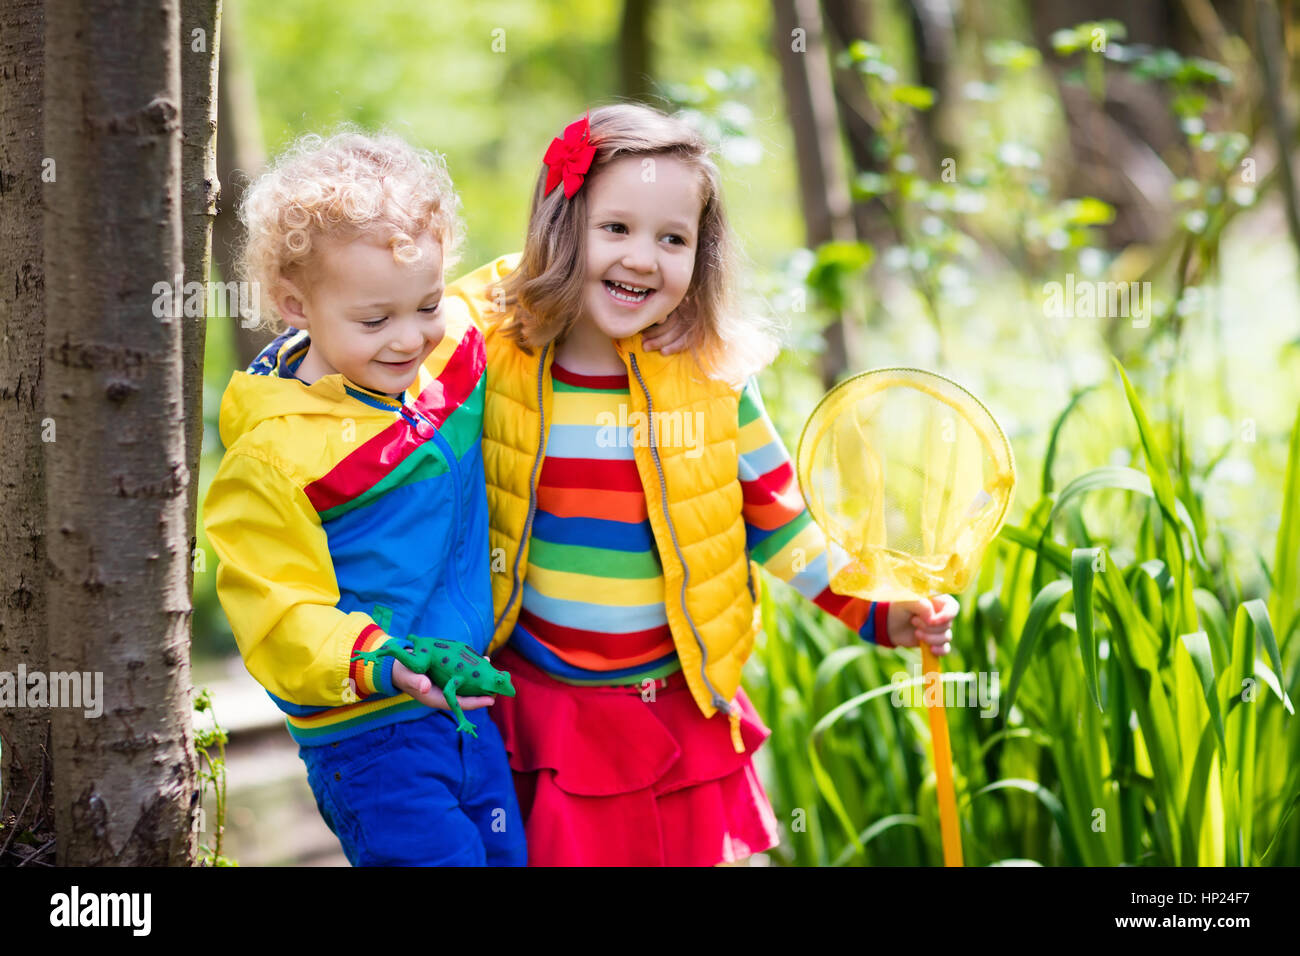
[349,624,402,699]
[859,601,893,647]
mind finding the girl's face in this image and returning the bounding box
[579,153,703,342]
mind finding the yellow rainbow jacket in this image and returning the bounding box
[201,303,492,746]
[444,254,762,753]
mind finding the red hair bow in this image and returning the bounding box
[543,115,597,199]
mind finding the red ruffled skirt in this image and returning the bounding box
[488,646,781,866]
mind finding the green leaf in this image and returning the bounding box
[1269,406,1300,653]
[808,679,916,857]
[851,171,890,201]
[1050,28,1085,55]
[1041,385,1098,495]
[1256,784,1300,864]
[1176,57,1233,86]
[999,523,1072,574]
[806,240,875,311]
[1242,600,1293,714]
[829,814,924,866]
[1004,579,1073,716]
[1178,630,1227,761]
[1049,465,1153,522]
[846,40,883,63]
[1113,358,1197,638]
[891,85,936,110]
[1072,549,1104,711]
[985,40,1041,72]
[970,778,1084,866]
[1062,197,1116,225]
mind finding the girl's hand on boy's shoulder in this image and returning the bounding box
[392,661,495,710]
[640,308,691,355]
[886,595,958,655]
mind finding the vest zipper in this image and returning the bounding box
[628,353,732,716]
[495,342,549,634]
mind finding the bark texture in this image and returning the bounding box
[43,0,197,866]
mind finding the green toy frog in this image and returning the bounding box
[350,637,516,737]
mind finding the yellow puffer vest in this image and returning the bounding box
[452,255,762,753]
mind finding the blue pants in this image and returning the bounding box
[298,705,527,866]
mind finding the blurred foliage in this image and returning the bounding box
[237,0,797,274]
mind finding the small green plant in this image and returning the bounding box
[193,688,237,867]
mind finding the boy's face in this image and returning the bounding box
[277,230,446,395]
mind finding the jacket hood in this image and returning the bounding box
[218,329,389,448]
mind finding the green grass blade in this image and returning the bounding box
[1098,567,1184,860]
[1179,630,1228,761]
[969,778,1084,866]
[830,814,924,866]
[1255,784,1300,865]
[1113,358,1198,639]
[999,524,1072,573]
[1243,599,1294,714]
[1041,385,1099,496]
[1049,466,1153,525]
[1180,718,1224,864]
[1004,579,1072,717]
[1072,547,1104,712]
[808,679,930,861]
[1269,406,1300,653]
[1195,587,1232,677]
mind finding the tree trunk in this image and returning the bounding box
[0,0,54,862]
[181,0,221,608]
[820,0,896,248]
[212,0,270,371]
[43,0,196,865]
[620,0,655,103]
[1256,0,1300,297]
[773,0,859,386]
[903,0,958,165]
[1027,0,1187,246]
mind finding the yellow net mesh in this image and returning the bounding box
[797,368,1016,602]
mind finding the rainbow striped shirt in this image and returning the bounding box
[508,363,889,686]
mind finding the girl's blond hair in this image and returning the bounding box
[238,128,462,330]
[494,103,777,385]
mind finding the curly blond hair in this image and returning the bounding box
[237,128,463,330]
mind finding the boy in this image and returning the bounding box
[202,130,525,866]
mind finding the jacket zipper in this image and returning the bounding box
[628,354,732,716]
[495,343,549,634]
[398,403,480,648]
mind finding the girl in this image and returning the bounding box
[445,103,957,866]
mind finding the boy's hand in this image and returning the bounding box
[887,595,958,655]
[641,308,691,355]
[392,660,496,711]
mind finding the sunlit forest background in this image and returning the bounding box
[190,0,1300,866]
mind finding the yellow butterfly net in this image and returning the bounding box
[797,368,1016,602]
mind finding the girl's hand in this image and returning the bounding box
[392,660,496,711]
[887,595,959,655]
[640,308,691,355]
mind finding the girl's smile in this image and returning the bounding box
[602,279,657,306]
